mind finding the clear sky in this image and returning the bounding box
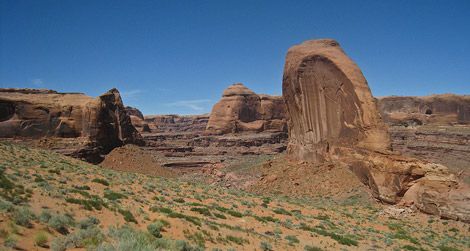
[1,0,469,115]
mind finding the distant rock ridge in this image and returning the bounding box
[206,83,287,135]
[0,87,143,163]
[378,94,470,125]
[282,39,470,222]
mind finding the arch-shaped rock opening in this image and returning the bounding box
[425,109,433,115]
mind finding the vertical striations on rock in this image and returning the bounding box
[282,39,390,162]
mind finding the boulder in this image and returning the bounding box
[125,106,150,132]
[0,88,143,163]
[206,83,287,134]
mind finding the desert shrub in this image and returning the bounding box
[214,212,226,219]
[260,241,273,251]
[304,245,323,251]
[190,207,211,216]
[150,206,173,214]
[438,246,460,251]
[168,212,201,226]
[226,235,248,245]
[77,216,100,229]
[147,222,164,238]
[173,198,185,203]
[13,206,35,228]
[104,190,127,201]
[4,235,17,248]
[226,209,243,218]
[51,226,104,251]
[119,209,137,223]
[92,178,109,186]
[48,213,75,234]
[285,235,300,245]
[273,207,292,216]
[95,225,193,250]
[34,231,49,247]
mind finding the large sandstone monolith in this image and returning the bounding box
[282,39,390,162]
[0,88,143,163]
[282,39,470,222]
[206,83,287,134]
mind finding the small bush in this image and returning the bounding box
[304,245,323,251]
[285,235,300,245]
[273,207,292,216]
[77,216,100,229]
[35,231,49,247]
[48,213,75,235]
[147,222,164,238]
[92,178,109,186]
[119,209,137,223]
[13,207,35,228]
[104,190,127,201]
[190,207,211,216]
[260,241,273,251]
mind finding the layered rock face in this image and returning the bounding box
[125,106,151,132]
[206,83,287,135]
[145,114,209,133]
[0,88,143,163]
[282,39,390,162]
[282,39,470,222]
[378,94,470,125]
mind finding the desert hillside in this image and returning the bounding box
[1,142,469,251]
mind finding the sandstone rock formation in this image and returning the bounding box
[282,39,470,222]
[378,94,470,126]
[145,114,209,133]
[125,106,150,132]
[282,39,390,162]
[206,83,287,135]
[0,88,143,163]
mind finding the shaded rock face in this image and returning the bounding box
[0,88,143,163]
[378,94,470,126]
[206,83,287,135]
[281,39,470,222]
[282,39,390,162]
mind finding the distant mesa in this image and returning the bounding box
[281,39,470,222]
[206,83,287,135]
[0,88,143,163]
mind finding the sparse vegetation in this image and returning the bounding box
[0,142,468,251]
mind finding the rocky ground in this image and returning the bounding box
[1,142,469,251]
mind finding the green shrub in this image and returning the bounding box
[77,216,100,229]
[34,231,49,247]
[13,207,35,228]
[190,207,211,216]
[173,198,185,203]
[147,222,164,238]
[285,235,300,245]
[273,207,292,216]
[214,213,226,219]
[104,190,127,201]
[119,209,137,223]
[304,245,323,251]
[260,241,273,251]
[92,178,109,186]
[48,213,75,235]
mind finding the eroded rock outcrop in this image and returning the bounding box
[282,39,390,162]
[125,106,150,132]
[206,83,287,135]
[282,39,470,222]
[378,94,470,126]
[0,88,143,163]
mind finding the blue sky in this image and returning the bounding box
[1,0,469,115]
